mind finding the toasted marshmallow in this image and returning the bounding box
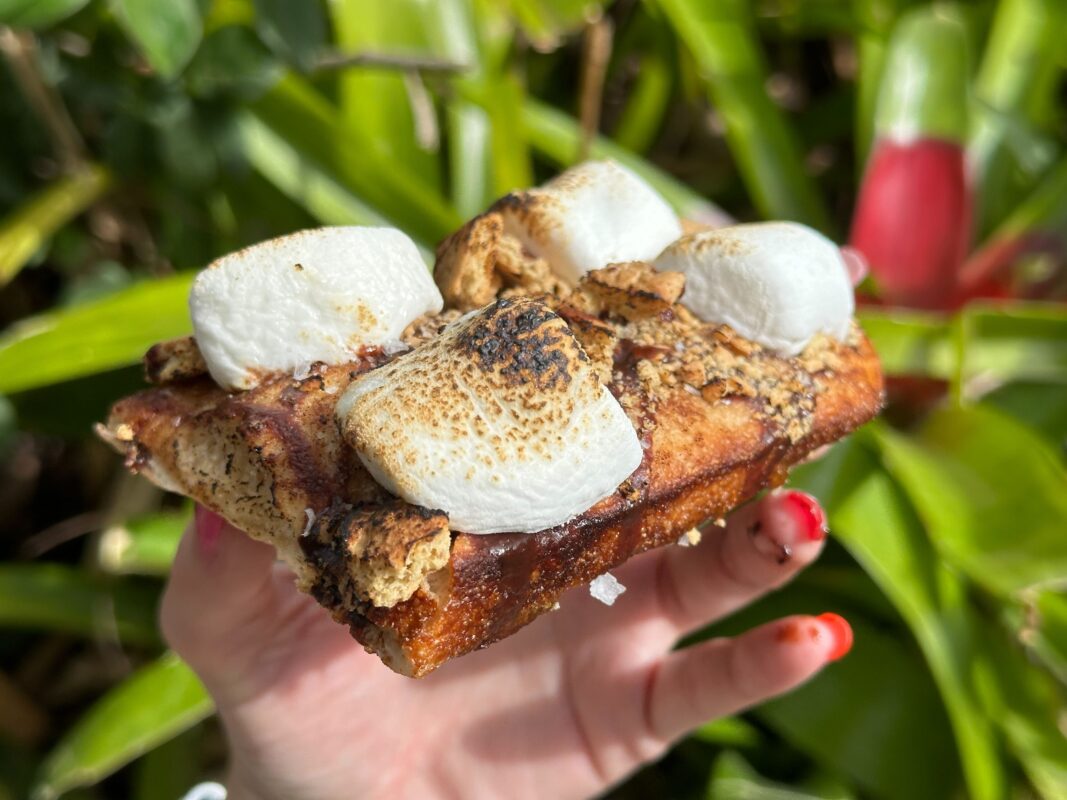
[336,297,642,535]
[190,227,442,390]
[499,160,682,284]
[654,222,853,356]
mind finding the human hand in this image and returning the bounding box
[162,490,851,800]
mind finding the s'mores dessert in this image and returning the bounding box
[99,161,883,676]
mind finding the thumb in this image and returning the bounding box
[160,506,278,693]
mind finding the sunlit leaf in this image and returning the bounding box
[0,165,111,288]
[857,302,1067,390]
[329,0,440,186]
[251,73,461,243]
[0,563,159,646]
[0,0,89,29]
[97,509,190,576]
[114,0,204,78]
[875,405,1067,596]
[656,0,830,230]
[33,653,213,800]
[0,272,193,395]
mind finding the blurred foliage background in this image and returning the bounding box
[0,0,1065,798]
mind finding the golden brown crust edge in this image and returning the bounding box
[344,334,883,677]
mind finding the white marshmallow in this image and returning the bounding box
[190,227,442,390]
[654,222,854,356]
[336,297,643,535]
[589,573,626,605]
[500,160,682,284]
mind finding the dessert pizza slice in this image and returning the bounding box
[99,161,883,677]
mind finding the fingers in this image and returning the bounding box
[626,490,827,641]
[646,613,852,744]
[160,506,278,685]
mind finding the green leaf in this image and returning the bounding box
[858,302,1067,390]
[709,751,841,800]
[133,724,202,800]
[328,0,440,185]
[691,717,761,749]
[33,653,213,800]
[613,45,672,154]
[656,0,830,230]
[184,24,283,100]
[0,165,111,288]
[852,0,921,165]
[0,272,193,395]
[976,621,1067,799]
[252,0,326,70]
[97,509,190,576]
[520,97,732,225]
[114,0,204,79]
[0,563,160,646]
[251,73,461,244]
[1029,591,1067,686]
[830,433,1006,800]
[508,0,600,51]
[424,0,494,215]
[0,0,89,28]
[874,405,1067,596]
[873,4,971,143]
[236,113,432,255]
[970,0,1067,237]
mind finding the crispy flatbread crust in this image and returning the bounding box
[101,258,883,677]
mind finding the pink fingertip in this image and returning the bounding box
[194,505,224,559]
[840,246,869,286]
[817,613,854,661]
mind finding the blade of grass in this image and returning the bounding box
[0,563,159,646]
[0,271,193,394]
[33,652,212,800]
[655,0,830,230]
[0,164,110,288]
[520,97,732,225]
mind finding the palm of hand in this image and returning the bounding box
[164,493,846,800]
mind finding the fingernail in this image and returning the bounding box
[747,517,792,564]
[817,612,854,661]
[783,491,827,542]
[195,505,224,559]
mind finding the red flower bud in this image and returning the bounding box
[849,138,973,309]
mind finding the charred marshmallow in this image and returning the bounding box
[500,160,682,284]
[336,297,643,535]
[190,227,442,390]
[654,222,853,356]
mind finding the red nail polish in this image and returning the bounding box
[817,613,853,661]
[195,505,224,558]
[784,491,827,541]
